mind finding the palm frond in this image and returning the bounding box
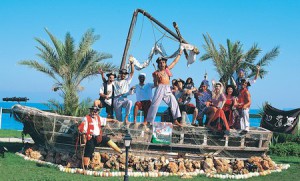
[257,46,280,67]
[73,98,92,117]
[76,29,100,61]
[44,28,63,57]
[19,60,57,80]
[45,99,64,114]
[200,35,279,85]
[64,32,75,66]
[243,44,261,64]
[35,46,61,75]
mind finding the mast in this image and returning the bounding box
[120,9,188,70]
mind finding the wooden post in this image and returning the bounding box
[225,136,229,147]
[179,132,184,144]
[241,137,245,147]
[203,134,207,146]
[258,134,263,148]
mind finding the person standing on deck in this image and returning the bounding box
[130,73,155,124]
[113,57,135,124]
[237,79,251,134]
[146,49,183,127]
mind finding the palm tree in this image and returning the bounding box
[200,33,280,86]
[19,28,117,116]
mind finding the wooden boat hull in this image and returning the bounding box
[11,104,272,158]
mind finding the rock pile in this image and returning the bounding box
[22,146,285,176]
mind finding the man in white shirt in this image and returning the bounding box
[113,58,134,123]
[94,72,116,118]
[130,73,154,124]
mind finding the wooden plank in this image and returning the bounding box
[124,141,268,152]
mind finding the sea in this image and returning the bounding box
[0,102,261,130]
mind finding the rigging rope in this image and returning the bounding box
[149,19,178,42]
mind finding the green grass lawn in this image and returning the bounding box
[0,142,299,181]
[0,129,30,138]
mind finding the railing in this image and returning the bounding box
[0,107,262,129]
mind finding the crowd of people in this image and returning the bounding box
[77,50,260,168]
[85,50,261,139]
[94,51,260,134]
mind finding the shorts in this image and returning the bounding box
[84,135,110,158]
[135,100,151,117]
[179,103,196,114]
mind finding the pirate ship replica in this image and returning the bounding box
[12,104,271,159]
[11,9,272,159]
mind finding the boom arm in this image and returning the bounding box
[120,9,189,70]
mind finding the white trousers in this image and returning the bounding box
[240,108,250,131]
[113,97,132,122]
[146,84,181,123]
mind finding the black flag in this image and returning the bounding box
[260,104,300,134]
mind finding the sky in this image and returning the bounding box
[0,0,299,109]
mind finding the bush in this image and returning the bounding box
[271,133,300,146]
[269,142,300,157]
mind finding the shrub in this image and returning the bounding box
[269,142,300,157]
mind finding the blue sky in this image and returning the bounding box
[0,0,299,109]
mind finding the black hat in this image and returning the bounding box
[106,72,116,77]
[119,69,129,75]
[241,79,251,87]
[156,57,168,63]
[89,106,100,111]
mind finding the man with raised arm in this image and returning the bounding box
[113,57,135,123]
[94,72,116,118]
[146,49,183,127]
[236,65,260,92]
[97,57,134,123]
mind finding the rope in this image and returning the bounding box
[149,19,157,43]
[149,19,178,42]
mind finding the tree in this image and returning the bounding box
[19,28,117,116]
[200,33,280,86]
